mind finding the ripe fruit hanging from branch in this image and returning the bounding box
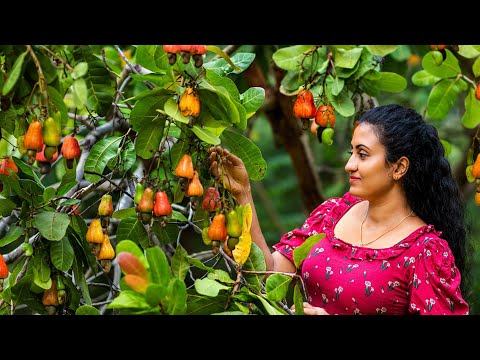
[179,87,201,127]
[315,105,335,128]
[175,153,194,191]
[202,187,221,212]
[96,234,115,273]
[61,135,81,169]
[136,187,155,225]
[23,119,44,165]
[475,83,480,101]
[153,190,172,227]
[185,170,204,198]
[42,279,60,314]
[98,194,114,228]
[293,89,316,130]
[0,254,8,292]
[86,218,105,256]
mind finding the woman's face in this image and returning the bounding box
[345,123,394,199]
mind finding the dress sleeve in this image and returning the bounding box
[272,197,339,265]
[408,237,469,315]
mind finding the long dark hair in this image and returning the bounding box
[359,104,468,286]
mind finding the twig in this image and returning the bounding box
[84,170,133,199]
[25,45,49,106]
[113,45,155,90]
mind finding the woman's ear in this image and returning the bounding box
[392,156,410,181]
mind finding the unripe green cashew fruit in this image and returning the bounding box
[321,127,334,146]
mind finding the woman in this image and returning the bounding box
[209,104,469,315]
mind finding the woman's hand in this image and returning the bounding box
[208,146,250,199]
[291,302,329,315]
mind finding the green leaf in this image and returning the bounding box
[84,136,122,183]
[72,255,91,305]
[186,292,228,315]
[205,45,241,71]
[334,47,363,68]
[265,274,292,302]
[326,75,344,96]
[364,72,407,92]
[325,86,355,117]
[136,45,169,73]
[191,125,221,145]
[203,53,255,76]
[150,222,176,246]
[33,211,70,241]
[198,81,241,125]
[0,108,16,134]
[427,78,465,120]
[458,45,480,59]
[441,139,452,158]
[473,57,480,78]
[129,73,171,87]
[33,251,51,282]
[50,236,74,272]
[71,62,89,79]
[293,233,325,269]
[75,305,101,315]
[57,166,77,197]
[15,157,44,187]
[242,242,266,291]
[135,118,165,159]
[72,46,115,116]
[146,246,171,286]
[72,78,88,109]
[240,87,265,114]
[252,293,286,315]
[113,207,136,220]
[171,244,190,281]
[207,269,235,284]
[107,140,135,174]
[220,129,267,181]
[0,197,16,217]
[293,283,304,315]
[145,283,165,308]
[58,199,81,207]
[2,51,27,95]
[411,70,441,87]
[107,290,152,310]
[171,210,187,222]
[462,88,480,129]
[194,278,230,297]
[164,278,187,315]
[116,218,150,249]
[43,187,56,203]
[129,92,172,131]
[115,239,148,268]
[0,225,23,247]
[186,256,215,272]
[272,45,316,70]
[164,97,189,124]
[48,86,68,131]
[422,49,461,78]
[389,45,411,61]
[365,45,398,57]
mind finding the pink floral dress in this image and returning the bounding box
[272,192,469,315]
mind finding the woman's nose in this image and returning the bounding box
[345,155,356,173]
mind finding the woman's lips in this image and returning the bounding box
[349,176,360,183]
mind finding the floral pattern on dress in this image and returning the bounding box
[272,192,469,315]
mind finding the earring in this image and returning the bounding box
[393,175,399,180]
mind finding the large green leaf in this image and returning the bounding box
[135,45,169,73]
[107,140,136,173]
[72,78,88,109]
[325,85,355,117]
[84,136,122,183]
[462,88,480,129]
[326,74,344,96]
[50,236,74,272]
[203,69,241,102]
[129,92,172,131]
[265,274,292,302]
[0,225,23,247]
[75,305,101,315]
[208,269,235,284]
[203,53,256,76]
[186,292,228,314]
[112,207,136,220]
[2,50,27,96]
[422,49,461,79]
[107,290,152,310]
[241,87,265,114]
[135,118,165,159]
[164,278,187,315]
[334,47,363,69]
[363,71,407,93]
[220,129,267,181]
[194,278,230,297]
[411,70,441,87]
[293,233,325,268]
[146,246,171,287]
[272,45,316,71]
[365,45,398,57]
[191,125,221,145]
[57,166,78,197]
[427,78,465,120]
[116,218,150,249]
[0,197,16,217]
[164,97,189,124]
[33,211,70,241]
[72,255,91,305]
[171,244,190,281]
[72,46,115,116]
[458,45,480,59]
[198,82,241,126]
[33,251,51,283]
[242,242,266,291]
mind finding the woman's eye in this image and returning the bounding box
[347,150,353,155]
